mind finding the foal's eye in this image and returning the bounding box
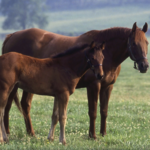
[133,42,136,47]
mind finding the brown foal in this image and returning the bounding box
[0,42,104,144]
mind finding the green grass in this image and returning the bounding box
[0,4,150,147]
[0,42,150,150]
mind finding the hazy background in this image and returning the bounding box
[0,0,150,41]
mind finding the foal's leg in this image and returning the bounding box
[87,81,100,139]
[55,92,69,145]
[0,90,11,142]
[4,85,19,134]
[20,91,34,136]
[100,84,113,136]
[58,92,69,145]
[47,99,59,141]
[0,108,7,142]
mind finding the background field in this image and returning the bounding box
[0,42,150,150]
[0,2,150,150]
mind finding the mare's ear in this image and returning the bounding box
[142,22,148,33]
[132,22,137,33]
[90,41,96,49]
[100,42,105,50]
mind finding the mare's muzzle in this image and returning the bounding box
[136,60,149,73]
[128,38,149,73]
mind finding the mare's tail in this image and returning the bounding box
[2,34,26,118]
[14,92,27,119]
[2,33,13,54]
[13,92,23,115]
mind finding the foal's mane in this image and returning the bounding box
[52,43,89,58]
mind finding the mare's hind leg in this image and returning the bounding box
[87,81,100,139]
[4,85,19,134]
[20,91,34,136]
[100,84,113,136]
[47,99,59,141]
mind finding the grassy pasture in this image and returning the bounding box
[0,4,150,149]
[0,39,149,150]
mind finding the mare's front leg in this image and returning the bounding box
[4,85,18,134]
[100,84,113,136]
[87,81,100,139]
[47,99,59,141]
[20,91,34,136]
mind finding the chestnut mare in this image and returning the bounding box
[2,22,149,140]
[0,42,104,144]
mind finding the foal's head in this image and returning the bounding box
[128,22,149,73]
[85,42,105,80]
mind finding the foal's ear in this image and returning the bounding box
[90,41,96,49]
[132,22,137,33]
[142,22,148,33]
[100,42,105,50]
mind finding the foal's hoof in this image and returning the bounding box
[0,138,8,143]
[59,140,66,145]
[62,141,66,145]
[48,137,54,142]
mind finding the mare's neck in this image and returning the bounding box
[94,27,132,68]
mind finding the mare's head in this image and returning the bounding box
[128,22,149,73]
[85,42,105,80]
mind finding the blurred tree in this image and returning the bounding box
[0,0,48,30]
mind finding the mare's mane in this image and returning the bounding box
[52,43,89,58]
[82,27,133,42]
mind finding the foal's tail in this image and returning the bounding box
[2,33,13,54]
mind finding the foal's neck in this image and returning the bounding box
[53,51,88,78]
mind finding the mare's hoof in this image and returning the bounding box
[27,132,36,137]
[100,132,106,137]
[89,132,97,140]
[88,135,97,140]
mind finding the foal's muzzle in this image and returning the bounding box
[96,73,104,80]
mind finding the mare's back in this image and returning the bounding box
[3,28,79,58]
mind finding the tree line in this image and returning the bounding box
[0,0,48,30]
[0,0,149,30]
